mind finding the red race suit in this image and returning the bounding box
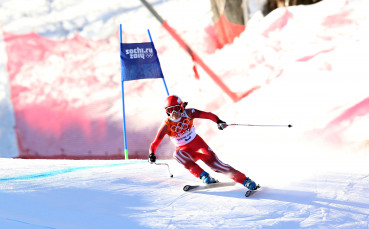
[150,108,246,184]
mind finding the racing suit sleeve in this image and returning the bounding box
[149,122,168,154]
[187,108,221,123]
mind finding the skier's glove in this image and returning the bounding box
[149,152,156,163]
[217,120,228,130]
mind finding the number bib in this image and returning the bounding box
[165,111,196,146]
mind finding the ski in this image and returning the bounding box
[183,181,236,192]
[245,184,261,197]
[183,182,261,197]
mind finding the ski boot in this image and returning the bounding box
[199,171,217,184]
[243,177,257,190]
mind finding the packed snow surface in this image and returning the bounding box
[0,157,368,228]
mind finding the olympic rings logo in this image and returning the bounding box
[145,52,153,58]
[171,119,191,133]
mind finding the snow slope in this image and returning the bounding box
[0,158,368,228]
[0,30,18,158]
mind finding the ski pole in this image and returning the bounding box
[229,124,293,128]
[155,162,174,178]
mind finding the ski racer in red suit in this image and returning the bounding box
[149,95,257,190]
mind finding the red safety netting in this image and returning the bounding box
[4,31,130,159]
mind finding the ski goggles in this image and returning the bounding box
[166,105,181,114]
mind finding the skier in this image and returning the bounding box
[148,95,258,191]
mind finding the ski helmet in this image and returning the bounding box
[164,95,184,115]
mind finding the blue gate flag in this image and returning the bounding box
[120,42,164,81]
